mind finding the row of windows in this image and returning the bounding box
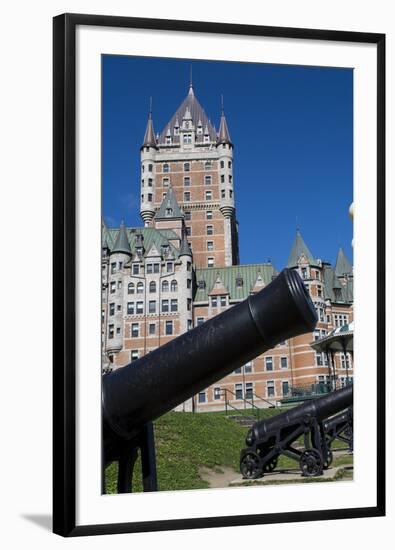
[161,161,231,173]
[130,262,177,276]
[124,298,182,315]
[185,225,214,236]
[126,279,182,294]
[198,380,289,403]
[165,133,211,145]
[162,175,213,186]
[130,317,176,337]
[184,210,213,221]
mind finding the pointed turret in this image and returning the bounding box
[335,247,353,277]
[154,186,184,220]
[178,231,192,258]
[217,109,232,146]
[287,230,315,267]
[111,221,131,255]
[141,110,157,149]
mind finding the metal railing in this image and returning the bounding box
[218,388,276,421]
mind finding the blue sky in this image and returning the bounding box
[102,55,353,270]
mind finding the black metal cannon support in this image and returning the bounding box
[322,407,353,455]
[102,268,318,493]
[240,384,353,479]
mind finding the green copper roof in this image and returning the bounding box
[194,263,277,302]
[111,222,132,255]
[287,230,316,267]
[103,224,179,259]
[178,232,192,257]
[154,186,184,220]
[335,247,353,277]
[321,263,353,304]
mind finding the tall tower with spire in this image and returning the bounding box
[139,82,239,268]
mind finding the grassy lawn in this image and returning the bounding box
[105,408,352,494]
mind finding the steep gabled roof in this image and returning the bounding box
[335,247,353,277]
[158,85,217,144]
[287,230,316,267]
[154,186,184,220]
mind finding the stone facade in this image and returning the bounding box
[102,84,354,411]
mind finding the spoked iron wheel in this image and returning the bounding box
[300,449,323,477]
[262,455,278,474]
[240,452,262,479]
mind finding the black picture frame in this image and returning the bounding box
[53,13,386,537]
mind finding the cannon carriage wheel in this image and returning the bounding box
[300,449,324,477]
[262,455,278,473]
[240,451,262,479]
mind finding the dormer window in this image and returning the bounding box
[174,127,179,135]
[236,277,243,288]
[166,136,172,144]
[165,208,173,216]
[183,134,192,144]
[197,126,203,135]
[204,134,210,143]
[198,280,206,289]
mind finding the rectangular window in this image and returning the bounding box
[163,163,169,173]
[198,391,206,403]
[131,323,139,338]
[170,299,178,312]
[235,383,243,400]
[206,225,213,235]
[163,177,169,186]
[146,264,153,274]
[316,352,323,366]
[187,298,192,311]
[111,262,116,274]
[234,367,242,374]
[280,357,288,369]
[205,191,212,200]
[162,299,169,313]
[108,325,114,339]
[211,296,218,307]
[282,381,290,396]
[166,262,173,272]
[187,279,192,289]
[196,317,204,326]
[220,295,227,307]
[148,164,153,172]
[188,319,193,331]
[184,192,190,202]
[132,264,139,275]
[221,189,225,198]
[220,174,225,183]
[110,281,116,294]
[149,323,156,335]
[208,257,214,267]
[206,211,213,219]
[116,327,121,335]
[165,320,173,335]
[301,267,308,279]
[314,329,321,341]
[109,303,115,316]
[136,301,144,314]
[207,241,214,251]
[186,226,191,236]
[204,175,212,185]
[184,211,191,221]
[214,387,221,400]
[184,176,191,186]
[245,383,253,400]
[127,302,134,315]
[267,380,275,398]
[149,300,156,313]
[153,263,160,273]
[265,356,273,371]
[187,261,192,271]
[184,162,190,171]
[244,362,252,373]
[131,350,139,361]
[117,280,122,290]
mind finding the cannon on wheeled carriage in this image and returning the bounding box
[240,384,353,479]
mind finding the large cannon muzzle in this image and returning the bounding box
[103,268,317,449]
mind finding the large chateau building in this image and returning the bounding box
[102,83,354,411]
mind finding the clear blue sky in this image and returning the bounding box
[102,55,353,270]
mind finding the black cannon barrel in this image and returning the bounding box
[323,408,352,432]
[103,268,317,443]
[247,385,353,445]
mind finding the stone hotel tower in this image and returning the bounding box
[102,83,354,411]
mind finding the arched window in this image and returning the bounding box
[162,280,169,293]
[137,282,144,294]
[128,282,135,294]
[149,281,156,293]
[170,280,178,292]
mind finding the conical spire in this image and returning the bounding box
[154,186,184,220]
[179,230,192,258]
[142,108,157,149]
[217,106,232,146]
[111,221,131,255]
[335,247,353,276]
[287,230,315,267]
